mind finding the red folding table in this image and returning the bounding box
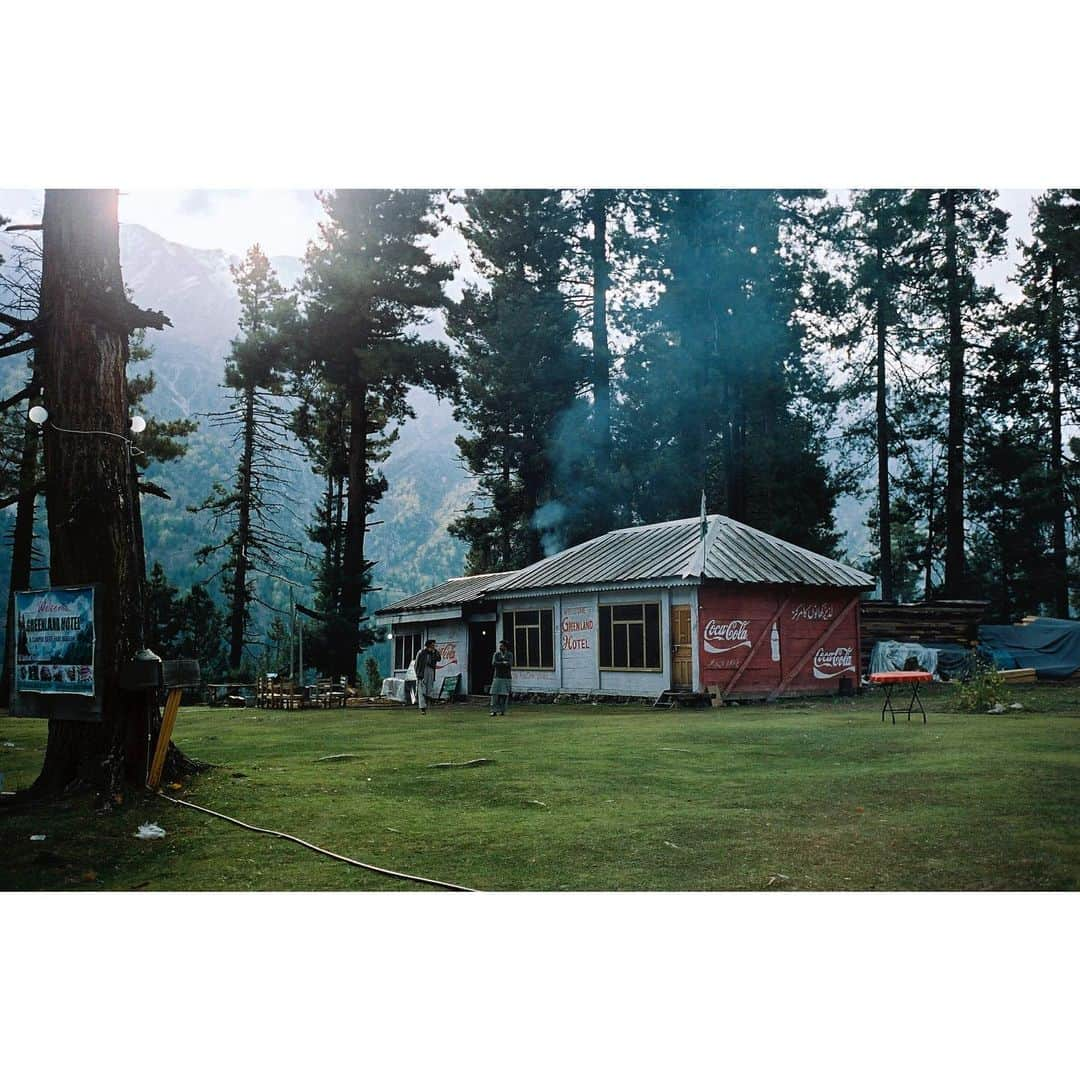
[869,671,932,724]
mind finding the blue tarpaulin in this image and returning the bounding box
[929,642,999,681]
[867,640,997,681]
[978,618,1080,679]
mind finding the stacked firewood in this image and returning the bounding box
[860,599,990,674]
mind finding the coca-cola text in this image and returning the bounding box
[702,618,752,654]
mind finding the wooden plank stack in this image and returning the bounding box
[999,668,1037,684]
[860,599,990,674]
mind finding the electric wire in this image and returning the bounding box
[156,791,475,892]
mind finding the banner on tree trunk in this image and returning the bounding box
[14,586,96,697]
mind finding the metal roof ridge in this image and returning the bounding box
[682,514,725,578]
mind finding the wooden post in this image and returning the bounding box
[147,688,182,789]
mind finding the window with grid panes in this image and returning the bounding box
[598,602,662,670]
[394,630,422,671]
[503,609,554,669]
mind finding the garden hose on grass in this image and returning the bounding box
[156,791,474,892]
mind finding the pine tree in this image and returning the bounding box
[291,379,396,675]
[616,189,841,553]
[191,245,300,673]
[446,189,585,570]
[295,190,455,680]
[0,230,46,702]
[174,583,228,681]
[1003,190,1080,615]
[831,189,925,600]
[906,190,1008,597]
[562,188,660,537]
[291,382,349,669]
[144,560,183,656]
[127,319,198,479]
[587,188,613,527]
[966,399,1053,619]
[29,189,190,797]
[265,614,291,675]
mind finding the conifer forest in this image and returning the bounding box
[2,189,1078,686]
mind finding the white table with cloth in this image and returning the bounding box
[380,676,416,704]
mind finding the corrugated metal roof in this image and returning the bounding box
[493,515,874,593]
[702,516,875,588]
[495,519,702,592]
[376,571,516,617]
[377,516,874,615]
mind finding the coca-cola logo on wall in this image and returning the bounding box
[702,619,752,654]
[812,645,854,679]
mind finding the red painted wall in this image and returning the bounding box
[699,584,863,697]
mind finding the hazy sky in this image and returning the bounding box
[123,189,327,255]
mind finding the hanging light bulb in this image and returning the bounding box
[129,415,147,434]
[28,405,48,425]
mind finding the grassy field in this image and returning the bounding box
[2,683,1078,891]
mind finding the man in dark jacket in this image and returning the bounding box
[489,639,513,716]
[414,639,441,713]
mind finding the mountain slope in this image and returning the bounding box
[0,220,472,660]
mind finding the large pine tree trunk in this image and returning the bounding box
[1048,261,1069,617]
[334,474,345,608]
[501,438,511,569]
[590,190,612,531]
[942,190,967,598]
[726,395,747,523]
[925,455,937,600]
[228,385,256,669]
[874,226,895,602]
[30,190,155,799]
[336,381,369,682]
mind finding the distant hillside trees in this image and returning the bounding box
[191,245,300,672]
[145,560,228,679]
[293,190,456,681]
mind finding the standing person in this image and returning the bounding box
[414,638,441,713]
[490,638,514,717]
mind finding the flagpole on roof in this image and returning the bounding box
[699,491,708,574]
[684,492,709,579]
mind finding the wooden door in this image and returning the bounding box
[671,605,693,689]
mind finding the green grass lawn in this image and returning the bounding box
[2,683,1078,891]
